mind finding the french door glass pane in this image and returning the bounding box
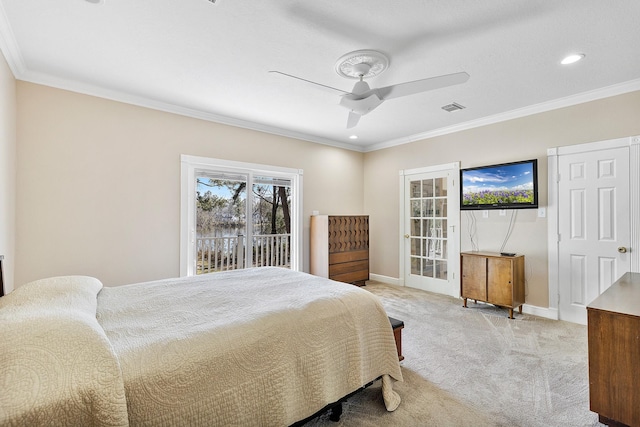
[411,219,420,235]
[410,181,421,198]
[411,200,421,216]
[411,257,420,275]
[423,179,434,197]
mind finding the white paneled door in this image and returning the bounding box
[402,164,460,297]
[557,147,630,324]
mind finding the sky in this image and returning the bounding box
[196,178,244,199]
[462,162,535,194]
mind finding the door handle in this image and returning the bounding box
[404,234,410,239]
[618,246,628,253]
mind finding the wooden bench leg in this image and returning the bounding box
[388,317,405,361]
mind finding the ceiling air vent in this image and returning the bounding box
[441,102,465,112]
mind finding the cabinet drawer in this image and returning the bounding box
[330,269,369,284]
[329,249,368,264]
[329,260,369,277]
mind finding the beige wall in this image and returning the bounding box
[16,82,365,286]
[364,90,640,308]
[0,50,16,293]
[11,77,640,307]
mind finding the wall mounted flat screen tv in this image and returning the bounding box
[460,159,538,210]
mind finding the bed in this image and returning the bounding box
[0,267,403,426]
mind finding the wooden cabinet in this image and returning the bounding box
[587,272,640,427]
[460,251,525,319]
[310,215,369,286]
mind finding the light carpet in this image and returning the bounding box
[304,282,600,427]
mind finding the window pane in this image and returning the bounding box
[196,176,247,274]
[424,199,433,217]
[411,200,421,217]
[435,177,447,197]
[411,257,420,275]
[422,259,434,277]
[436,260,448,279]
[435,199,447,217]
[411,238,421,256]
[410,181,421,198]
[411,218,421,236]
[423,179,434,197]
[431,219,442,237]
[422,219,431,237]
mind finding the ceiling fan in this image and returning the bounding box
[270,50,470,128]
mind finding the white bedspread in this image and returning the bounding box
[97,267,403,426]
[0,276,129,427]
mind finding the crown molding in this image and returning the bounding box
[18,68,364,152]
[364,78,640,152]
[0,1,26,76]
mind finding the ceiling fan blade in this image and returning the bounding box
[346,112,361,129]
[376,72,470,100]
[268,71,348,94]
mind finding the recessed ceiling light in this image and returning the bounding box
[349,135,358,140]
[84,0,104,3]
[561,53,585,65]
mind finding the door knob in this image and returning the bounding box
[618,246,628,253]
[404,234,410,239]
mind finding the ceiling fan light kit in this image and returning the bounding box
[561,53,585,65]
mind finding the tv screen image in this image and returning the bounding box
[460,159,538,210]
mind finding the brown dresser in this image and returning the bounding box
[310,215,369,286]
[587,272,640,427]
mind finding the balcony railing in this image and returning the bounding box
[196,234,291,274]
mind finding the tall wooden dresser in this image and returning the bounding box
[310,215,369,286]
[587,272,640,427]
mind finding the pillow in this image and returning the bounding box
[0,275,103,315]
[0,276,129,426]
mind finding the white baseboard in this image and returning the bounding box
[369,273,403,286]
[522,304,559,320]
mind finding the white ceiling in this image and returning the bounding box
[1,0,639,152]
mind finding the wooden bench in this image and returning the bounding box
[389,316,404,361]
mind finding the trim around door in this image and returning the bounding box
[180,155,304,276]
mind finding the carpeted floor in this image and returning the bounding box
[304,282,601,427]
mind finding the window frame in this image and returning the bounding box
[180,154,303,276]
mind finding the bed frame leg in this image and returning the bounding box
[329,402,343,422]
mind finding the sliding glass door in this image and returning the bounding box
[195,173,292,273]
[181,155,302,276]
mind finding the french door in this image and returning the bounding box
[401,163,460,297]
